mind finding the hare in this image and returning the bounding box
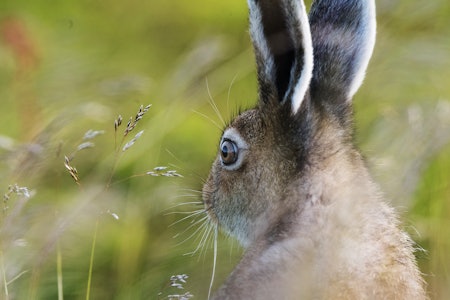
[202,0,427,299]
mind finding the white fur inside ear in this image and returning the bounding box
[220,128,249,171]
[248,0,275,84]
[290,0,314,114]
[348,0,376,99]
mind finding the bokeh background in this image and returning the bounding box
[0,0,449,299]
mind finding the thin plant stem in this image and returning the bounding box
[0,250,8,300]
[86,219,99,300]
[106,132,126,189]
[57,241,63,300]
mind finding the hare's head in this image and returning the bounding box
[203,0,376,247]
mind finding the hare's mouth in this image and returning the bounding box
[203,199,219,225]
[202,187,219,224]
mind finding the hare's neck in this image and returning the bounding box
[214,156,389,299]
[213,212,334,299]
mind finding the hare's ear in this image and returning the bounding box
[248,0,313,114]
[309,0,376,102]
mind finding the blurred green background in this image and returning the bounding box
[0,0,449,299]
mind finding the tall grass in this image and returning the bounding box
[0,0,449,298]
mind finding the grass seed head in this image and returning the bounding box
[114,115,123,132]
[83,130,105,140]
[123,104,151,136]
[64,155,80,183]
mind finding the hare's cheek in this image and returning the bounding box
[201,173,227,221]
[201,174,216,208]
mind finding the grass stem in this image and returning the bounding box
[86,219,99,300]
[57,241,63,300]
[0,250,8,300]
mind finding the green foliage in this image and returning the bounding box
[0,0,449,299]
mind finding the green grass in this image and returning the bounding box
[0,0,449,299]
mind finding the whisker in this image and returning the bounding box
[229,236,237,261]
[165,209,203,216]
[165,195,203,205]
[172,196,201,201]
[208,226,218,300]
[192,109,222,131]
[185,223,211,257]
[227,74,238,118]
[173,194,202,199]
[176,213,208,235]
[198,224,214,261]
[173,215,209,244]
[176,188,203,194]
[165,149,208,183]
[168,210,205,227]
[205,78,226,127]
[166,201,203,207]
[175,221,209,249]
[168,212,203,223]
[174,221,207,246]
[163,201,203,212]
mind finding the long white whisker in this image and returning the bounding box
[164,202,203,215]
[192,109,223,131]
[208,226,218,300]
[163,201,203,212]
[205,78,226,127]
[168,210,205,227]
[177,188,203,194]
[229,236,237,260]
[173,194,202,199]
[176,221,209,249]
[174,214,208,236]
[165,149,207,183]
[170,201,203,206]
[198,224,214,261]
[165,208,204,216]
[185,223,211,257]
[174,215,209,244]
[227,74,238,117]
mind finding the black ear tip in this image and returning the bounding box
[309,0,376,101]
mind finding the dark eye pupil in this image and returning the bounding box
[221,145,229,157]
[220,140,238,165]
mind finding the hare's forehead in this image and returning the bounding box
[226,109,267,142]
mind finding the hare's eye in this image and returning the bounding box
[220,139,238,166]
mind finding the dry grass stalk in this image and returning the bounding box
[146,166,183,178]
[123,104,151,136]
[114,115,123,132]
[3,184,31,201]
[64,156,79,184]
[3,184,31,213]
[158,274,193,300]
[122,130,144,152]
[76,142,95,151]
[83,130,105,140]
